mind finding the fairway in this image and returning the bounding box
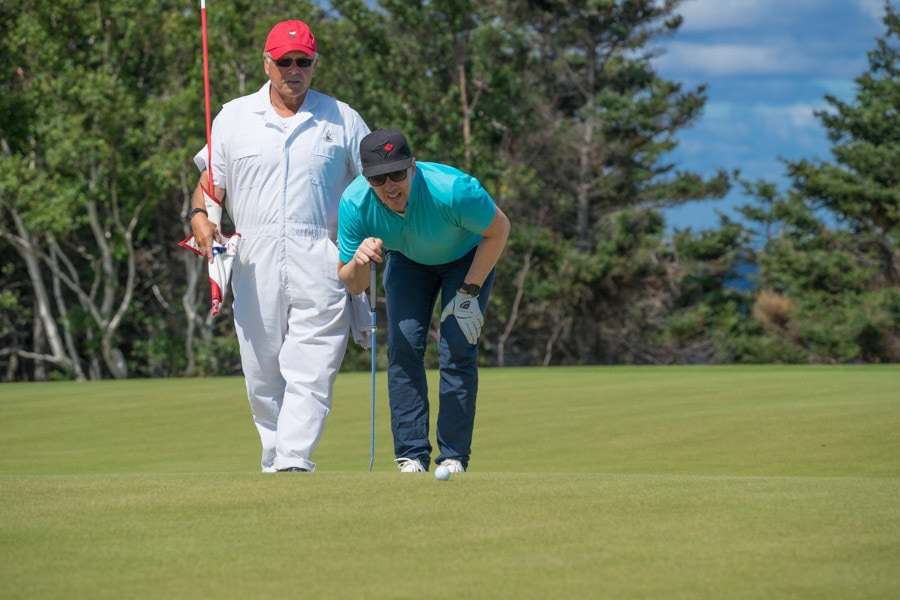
[1,366,898,599]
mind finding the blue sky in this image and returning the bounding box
[653,0,894,230]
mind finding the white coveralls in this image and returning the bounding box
[194,83,370,472]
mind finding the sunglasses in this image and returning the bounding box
[271,56,315,68]
[366,169,408,186]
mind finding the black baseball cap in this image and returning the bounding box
[360,129,413,177]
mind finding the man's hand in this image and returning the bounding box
[440,291,484,345]
[191,214,222,263]
[353,237,384,266]
[339,237,384,295]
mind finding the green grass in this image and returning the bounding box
[1,366,898,599]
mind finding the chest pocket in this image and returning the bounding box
[309,144,344,187]
[232,146,263,190]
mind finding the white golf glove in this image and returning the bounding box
[440,291,484,345]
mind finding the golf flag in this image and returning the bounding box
[178,0,240,317]
[178,187,241,316]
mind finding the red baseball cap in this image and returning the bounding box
[264,20,317,60]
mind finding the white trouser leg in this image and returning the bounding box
[233,272,284,473]
[232,231,349,472]
[273,299,349,470]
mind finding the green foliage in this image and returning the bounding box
[726,5,900,364]
[0,281,30,373]
[188,331,242,377]
[649,218,754,363]
[2,0,897,379]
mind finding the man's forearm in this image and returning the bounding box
[463,206,510,286]
[338,260,371,295]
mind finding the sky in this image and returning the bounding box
[652,0,894,230]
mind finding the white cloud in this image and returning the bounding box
[657,0,888,228]
[676,0,765,31]
[672,99,829,167]
[855,0,894,21]
[813,78,859,101]
[655,1,881,79]
[676,0,818,32]
[753,102,821,133]
[700,101,734,120]
[656,39,868,79]
[675,0,896,32]
[698,100,821,130]
[657,41,811,77]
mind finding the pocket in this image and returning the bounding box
[321,238,343,286]
[309,145,344,187]
[231,146,263,190]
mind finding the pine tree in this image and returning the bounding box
[738,5,900,363]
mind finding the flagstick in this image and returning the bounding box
[201,0,214,192]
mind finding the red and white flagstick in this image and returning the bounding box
[180,1,240,316]
[201,0,214,193]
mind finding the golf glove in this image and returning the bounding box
[440,291,484,345]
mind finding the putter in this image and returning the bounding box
[368,260,377,471]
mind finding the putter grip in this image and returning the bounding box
[369,261,377,311]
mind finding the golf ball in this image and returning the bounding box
[434,465,451,481]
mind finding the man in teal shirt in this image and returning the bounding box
[338,129,510,473]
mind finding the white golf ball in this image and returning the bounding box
[434,465,451,481]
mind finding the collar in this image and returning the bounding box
[252,82,319,123]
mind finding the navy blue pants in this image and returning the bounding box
[383,248,495,470]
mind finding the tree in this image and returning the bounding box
[731,5,900,363]
[176,0,325,377]
[0,1,217,379]
[321,0,555,366]
[294,0,734,366]
[8,1,872,379]
[489,0,730,364]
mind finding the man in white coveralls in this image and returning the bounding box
[187,19,371,472]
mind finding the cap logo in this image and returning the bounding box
[288,30,297,39]
[371,142,393,158]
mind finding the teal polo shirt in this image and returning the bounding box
[337,162,496,265]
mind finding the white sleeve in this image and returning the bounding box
[344,108,371,178]
[192,106,229,190]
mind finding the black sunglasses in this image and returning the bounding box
[272,56,315,68]
[366,169,408,186]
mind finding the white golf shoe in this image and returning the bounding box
[440,459,465,473]
[396,458,426,473]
